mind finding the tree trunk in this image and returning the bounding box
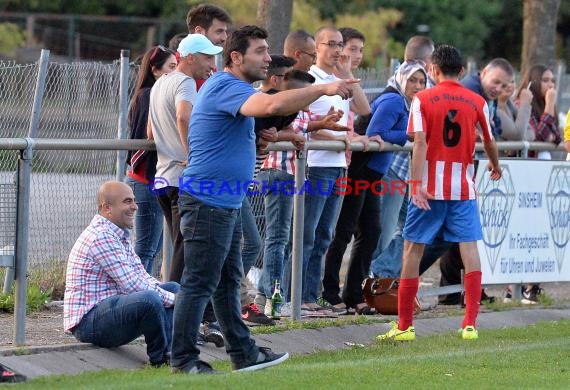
[257,0,293,54]
[521,0,560,75]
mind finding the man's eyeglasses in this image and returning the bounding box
[319,41,345,50]
[272,74,285,78]
[150,45,169,63]
[299,50,317,60]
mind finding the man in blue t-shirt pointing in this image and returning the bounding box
[170,25,358,374]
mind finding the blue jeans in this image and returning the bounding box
[240,196,262,305]
[241,196,262,277]
[369,168,407,278]
[72,282,179,364]
[378,168,406,252]
[257,169,294,298]
[171,194,258,369]
[302,167,344,303]
[127,178,163,274]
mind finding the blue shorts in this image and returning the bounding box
[403,199,482,244]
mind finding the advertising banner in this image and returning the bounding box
[477,160,570,284]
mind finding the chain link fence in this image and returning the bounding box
[0,55,394,278]
[0,58,139,275]
[1,53,566,280]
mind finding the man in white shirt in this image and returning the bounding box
[302,26,371,310]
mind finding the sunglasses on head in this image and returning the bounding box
[150,45,169,64]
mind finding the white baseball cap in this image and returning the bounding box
[177,34,223,57]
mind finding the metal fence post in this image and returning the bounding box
[389,58,400,74]
[116,49,130,182]
[466,60,478,76]
[555,61,566,133]
[290,149,306,321]
[14,49,50,345]
[161,220,173,282]
[521,141,530,159]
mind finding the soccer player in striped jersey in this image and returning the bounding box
[378,45,502,342]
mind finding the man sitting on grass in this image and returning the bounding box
[63,181,179,367]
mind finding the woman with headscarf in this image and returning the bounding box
[321,61,427,314]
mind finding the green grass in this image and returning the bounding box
[17,320,570,389]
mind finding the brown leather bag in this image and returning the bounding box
[362,277,421,315]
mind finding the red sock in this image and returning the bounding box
[398,277,419,330]
[462,271,482,328]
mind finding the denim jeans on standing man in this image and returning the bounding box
[72,281,179,364]
[171,194,260,370]
[257,169,295,298]
[302,167,345,304]
[240,195,262,305]
[127,178,163,274]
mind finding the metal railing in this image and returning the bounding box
[1,48,569,344]
[1,136,567,344]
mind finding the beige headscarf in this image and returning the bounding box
[387,60,427,110]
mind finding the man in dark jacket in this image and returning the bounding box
[461,58,514,139]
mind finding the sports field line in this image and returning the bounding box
[277,337,570,371]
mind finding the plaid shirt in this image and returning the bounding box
[63,214,175,331]
[389,151,410,181]
[530,113,561,144]
[260,110,310,175]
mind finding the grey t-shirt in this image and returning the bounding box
[149,71,197,188]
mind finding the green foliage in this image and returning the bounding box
[0,284,52,313]
[0,22,26,58]
[374,0,502,59]
[335,9,402,68]
[304,0,505,61]
[27,259,67,301]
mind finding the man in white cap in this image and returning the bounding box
[148,34,222,298]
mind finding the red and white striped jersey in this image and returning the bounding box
[408,80,493,200]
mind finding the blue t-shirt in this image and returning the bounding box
[181,72,256,208]
[366,91,409,175]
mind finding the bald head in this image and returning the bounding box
[284,29,316,72]
[404,36,434,65]
[97,181,130,212]
[96,181,137,229]
[284,30,312,55]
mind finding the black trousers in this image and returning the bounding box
[322,158,383,308]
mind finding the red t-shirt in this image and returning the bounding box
[408,80,493,200]
[195,78,206,91]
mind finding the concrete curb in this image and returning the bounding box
[1,307,569,379]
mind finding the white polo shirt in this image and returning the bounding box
[307,65,350,168]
